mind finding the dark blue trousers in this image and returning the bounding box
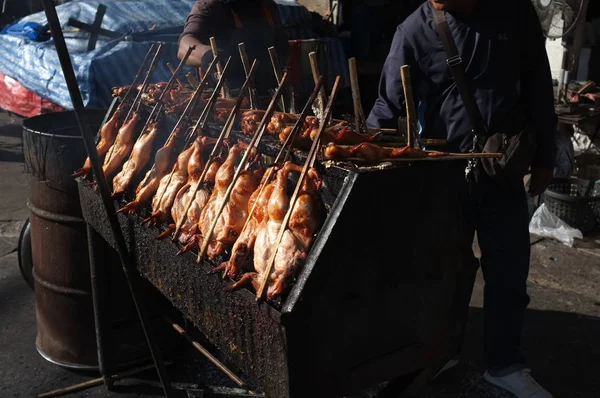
[451,169,531,374]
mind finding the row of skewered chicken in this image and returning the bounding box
[77,92,322,301]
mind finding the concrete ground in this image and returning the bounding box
[0,110,599,398]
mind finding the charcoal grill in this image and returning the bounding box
[40,2,465,393]
[79,152,463,397]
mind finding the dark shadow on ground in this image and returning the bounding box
[417,306,600,398]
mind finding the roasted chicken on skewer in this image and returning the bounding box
[270,165,322,299]
[101,112,141,182]
[145,136,218,225]
[229,161,322,300]
[143,141,195,224]
[215,165,278,278]
[160,157,222,248]
[73,109,121,178]
[117,127,186,215]
[111,120,161,196]
[324,142,429,162]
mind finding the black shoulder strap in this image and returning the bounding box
[432,8,487,135]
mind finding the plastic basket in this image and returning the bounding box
[543,177,600,233]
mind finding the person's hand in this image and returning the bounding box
[528,166,554,197]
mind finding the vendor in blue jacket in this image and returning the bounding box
[368,1,556,397]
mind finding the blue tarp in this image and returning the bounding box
[0,0,347,110]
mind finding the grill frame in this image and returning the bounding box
[79,151,463,397]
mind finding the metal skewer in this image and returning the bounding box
[151,57,230,212]
[224,76,325,279]
[256,76,341,301]
[137,57,230,192]
[172,60,260,241]
[103,44,164,172]
[116,43,157,112]
[167,62,186,89]
[197,72,289,263]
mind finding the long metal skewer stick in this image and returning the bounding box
[172,60,260,241]
[39,1,174,396]
[236,76,324,250]
[222,76,325,279]
[116,43,157,112]
[135,55,223,192]
[128,44,164,121]
[256,76,341,301]
[197,72,289,263]
[152,57,229,209]
[103,44,164,166]
[139,45,196,137]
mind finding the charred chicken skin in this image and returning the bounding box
[73,110,121,178]
[117,127,185,215]
[102,112,141,182]
[111,120,160,196]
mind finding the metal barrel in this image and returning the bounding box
[22,110,105,370]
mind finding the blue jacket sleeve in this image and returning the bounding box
[367,26,418,129]
[519,0,557,168]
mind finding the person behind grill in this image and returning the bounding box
[367,0,556,397]
[178,0,289,97]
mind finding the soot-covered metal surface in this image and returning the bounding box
[79,149,464,397]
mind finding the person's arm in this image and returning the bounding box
[178,1,218,66]
[519,0,557,169]
[366,25,418,129]
[178,35,211,66]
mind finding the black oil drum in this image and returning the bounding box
[22,110,105,370]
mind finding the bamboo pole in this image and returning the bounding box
[210,36,229,98]
[348,57,365,133]
[238,42,259,109]
[400,65,418,148]
[268,46,287,112]
[308,51,327,117]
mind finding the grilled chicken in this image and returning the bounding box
[143,143,195,224]
[111,120,161,196]
[324,142,429,162]
[197,144,243,259]
[117,127,185,215]
[270,167,322,299]
[229,161,294,293]
[168,158,222,252]
[146,136,218,225]
[73,110,121,178]
[102,112,141,182]
[216,165,278,278]
[229,162,322,300]
[241,110,266,135]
